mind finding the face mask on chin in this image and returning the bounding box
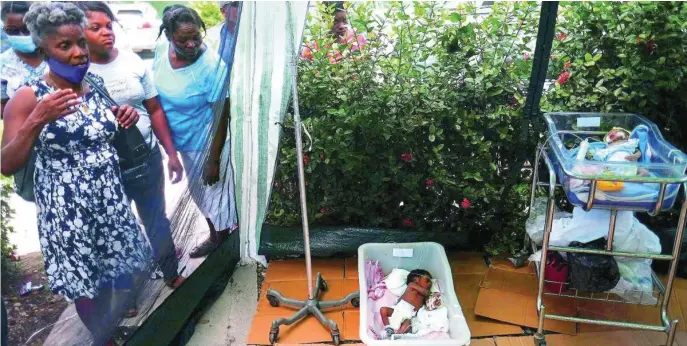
[7,35,37,53]
[46,57,91,84]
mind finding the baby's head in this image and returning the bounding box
[407,269,433,289]
[604,127,631,145]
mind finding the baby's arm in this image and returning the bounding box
[408,282,430,297]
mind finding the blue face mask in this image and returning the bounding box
[6,35,37,53]
[46,57,91,84]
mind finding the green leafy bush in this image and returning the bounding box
[543,2,687,149]
[268,2,538,253]
[1,180,19,294]
[267,1,687,253]
[190,1,223,28]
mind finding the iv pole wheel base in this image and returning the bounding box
[320,279,328,292]
[269,327,279,345]
[267,294,280,307]
[534,333,546,346]
[331,330,341,345]
[351,297,360,308]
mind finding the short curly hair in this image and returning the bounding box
[23,2,87,47]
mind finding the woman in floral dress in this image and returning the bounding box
[0,3,150,344]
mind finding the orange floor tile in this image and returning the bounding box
[343,310,360,341]
[249,259,359,345]
[344,257,359,279]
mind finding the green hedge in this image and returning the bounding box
[267,1,687,253]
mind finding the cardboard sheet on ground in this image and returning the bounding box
[449,253,524,337]
[475,258,687,336]
[474,262,578,334]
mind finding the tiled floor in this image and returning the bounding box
[247,254,687,345]
[247,258,356,345]
[247,255,519,345]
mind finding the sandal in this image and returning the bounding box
[124,307,137,318]
[121,289,137,318]
[189,237,218,258]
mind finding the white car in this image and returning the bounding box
[109,3,161,53]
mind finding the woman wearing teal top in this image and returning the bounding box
[153,5,237,258]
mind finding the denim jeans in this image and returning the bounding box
[124,147,178,280]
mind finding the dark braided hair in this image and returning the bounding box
[75,1,116,22]
[157,5,206,40]
[406,269,432,285]
[1,1,31,21]
[324,1,345,16]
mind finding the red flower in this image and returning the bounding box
[563,61,572,70]
[556,33,567,41]
[557,71,571,85]
[461,198,471,209]
[401,152,412,162]
[425,179,434,188]
[402,217,414,227]
[303,154,310,165]
[321,207,328,215]
[523,53,531,61]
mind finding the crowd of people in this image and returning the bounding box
[0,1,240,344]
[0,0,363,344]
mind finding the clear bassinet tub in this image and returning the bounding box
[543,112,687,212]
[357,242,471,346]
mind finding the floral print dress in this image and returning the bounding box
[28,75,151,301]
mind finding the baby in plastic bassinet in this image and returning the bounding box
[379,269,433,338]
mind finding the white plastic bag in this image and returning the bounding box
[528,203,660,255]
[610,259,657,305]
[526,197,572,244]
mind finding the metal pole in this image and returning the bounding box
[607,210,617,251]
[290,55,314,300]
[660,184,687,324]
[499,1,559,209]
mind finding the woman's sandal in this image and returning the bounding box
[124,307,137,318]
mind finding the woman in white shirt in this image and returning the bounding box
[79,2,185,296]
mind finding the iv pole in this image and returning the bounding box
[266,10,360,345]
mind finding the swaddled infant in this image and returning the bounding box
[380,269,433,338]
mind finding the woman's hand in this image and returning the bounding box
[31,89,79,124]
[203,160,220,186]
[111,105,140,129]
[167,153,184,184]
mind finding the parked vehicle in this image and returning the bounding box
[109,3,161,53]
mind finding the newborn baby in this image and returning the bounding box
[595,127,648,176]
[380,269,433,338]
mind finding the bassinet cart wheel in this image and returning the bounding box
[351,297,360,308]
[332,333,340,345]
[267,294,280,307]
[534,339,546,346]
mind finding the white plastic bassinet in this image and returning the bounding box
[358,242,471,345]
